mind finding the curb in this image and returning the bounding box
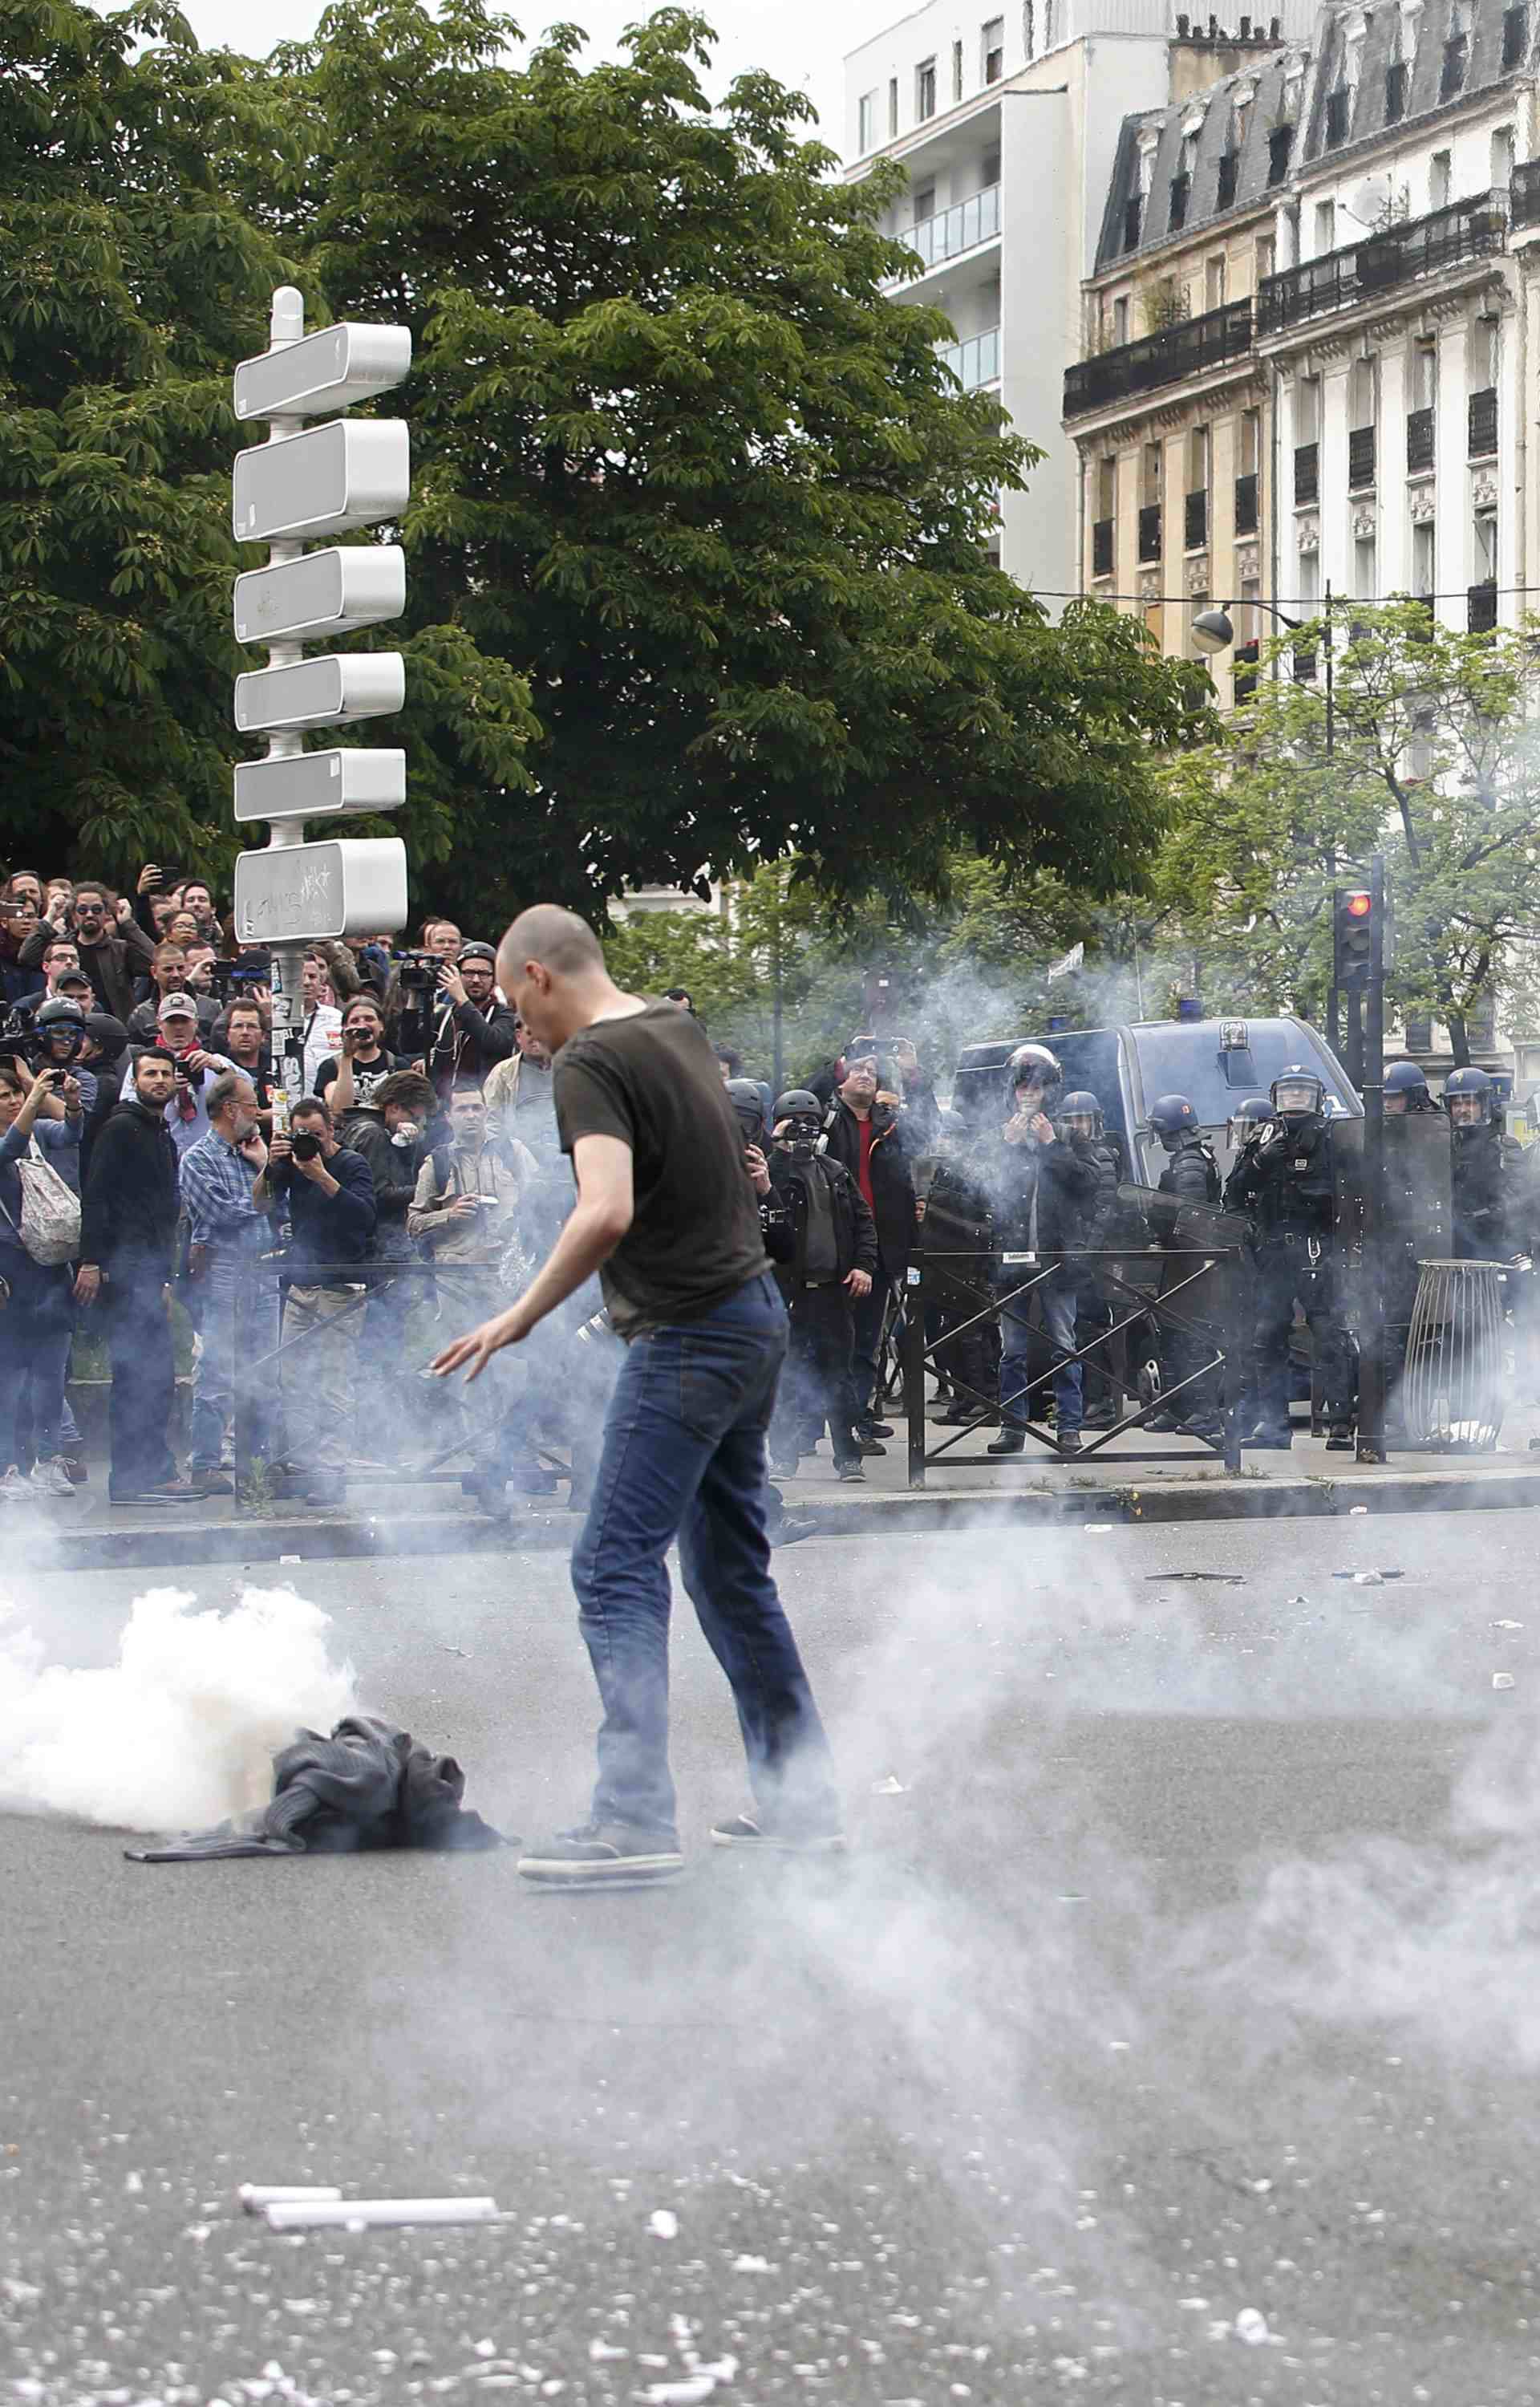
[41,1459,1540,1571]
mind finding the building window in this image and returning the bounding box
[1315,198,1336,255]
[913,180,936,224]
[1044,0,1055,46]
[1169,172,1191,232]
[1217,149,1239,208]
[1023,0,1035,56]
[1443,1,1469,96]
[952,39,964,100]
[1412,335,1437,413]
[1386,57,1408,120]
[857,90,876,150]
[1492,125,1515,192]
[1206,254,1226,311]
[1112,294,1129,344]
[916,57,937,120]
[983,15,1005,79]
[889,76,898,136]
[1503,4,1528,67]
[1430,149,1452,210]
[1356,533,1377,600]
[1267,124,1294,185]
[1325,83,1352,145]
[1349,354,1378,491]
[1412,517,1435,599]
[1098,455,1117,518]
[1256,232,1275,284]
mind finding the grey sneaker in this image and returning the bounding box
[517,1821,684,1886]
[710,1815,848,1853]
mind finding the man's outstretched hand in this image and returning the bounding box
[431,1305,526,1382]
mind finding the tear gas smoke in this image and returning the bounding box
[0,1582,357,1831]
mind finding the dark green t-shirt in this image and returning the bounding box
[553,1001,769,1337]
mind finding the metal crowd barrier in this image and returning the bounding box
[901,1243,1248,1486]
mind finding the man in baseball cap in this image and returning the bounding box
[150,994,234,1159]
[428,940,517,1099]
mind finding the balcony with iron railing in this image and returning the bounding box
[1092,517,1114,577]
[1348,424,1376,489]
[1256,193,1506,338]
[1407,406,1436,471]
[1514,158,1540,230]
[1234,471,1258,534]
[1063,297,1252,419]
[1294,440,1319,504]
[888,182,1001,285]
[1469,386,1498,455]
[1138,503,1162,562]
[938,326,1000,389]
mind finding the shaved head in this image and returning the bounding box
[499,903,625,1051]
[501,906,604,980]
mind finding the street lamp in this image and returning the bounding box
[1190,585,1335,757]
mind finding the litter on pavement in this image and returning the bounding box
[261,2196,500,2230]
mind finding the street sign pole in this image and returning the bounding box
[231,288,412,1111]
[256,287,313,1111]
[1356,850,1388,1463]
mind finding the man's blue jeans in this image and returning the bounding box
[997,1264,1082,1434]
[572,1272,841,1840]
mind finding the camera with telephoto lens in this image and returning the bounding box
[290,1130,322,1163]
[208,957,270,1005]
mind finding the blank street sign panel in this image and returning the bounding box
[233,323,412,422]
[233,420,409,545]
[234,654,405,735]
[233,547,405,645]
[233,748,406,825]
[234,838,408,943]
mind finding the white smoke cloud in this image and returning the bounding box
[0,1582,357,1832]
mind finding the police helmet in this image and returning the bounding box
[1445,1065,1495,1126]
[1227,1094,1272,1148]
[773,1088,824,1142]
[34,996,87,1058]
[724,1078,767,1143]
[1271,1063,1325,1118]
[1384,1060,1432,1111]
[1149,1093,1198,1146]
[1006,1043,1063,1103]
[1059,1089,1103,1139]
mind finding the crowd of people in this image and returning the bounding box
[1,854,1522,1508]
[0,865,566,1507]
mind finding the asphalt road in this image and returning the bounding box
[6,1512,1540,2405]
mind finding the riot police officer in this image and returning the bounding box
[1384,1060,1435,1118]
[1226,1095,1274,1161]
[1059,1090,1124,1428]
[1220,1097,1274,1436]
[1145,1094,1222,1435]
[1227,1065,1356,1448]
[972,1043,1097,1457]
[1446,1065,1518,1259]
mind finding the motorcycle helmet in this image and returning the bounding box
[1059,1089,1103,1140]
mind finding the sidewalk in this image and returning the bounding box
[21,1399,1540,1569]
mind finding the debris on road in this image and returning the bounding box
[239,2185,342,2213]
[1493,1673,1517,1691]
[1349,1506,1369,1515]
[871,1775,907,1795]
[262,2195,500,2229]
[1084,1524,1114,1533]
[1495,1618,1524,1630]
[1233,2308,1270,2345]
[647,2208,679,2239]
[1146,1572,1243,1584]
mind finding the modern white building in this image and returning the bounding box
[843,0,1327,600]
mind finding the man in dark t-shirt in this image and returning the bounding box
[433,903,841,1887]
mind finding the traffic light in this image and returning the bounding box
[1335,887,1375,989]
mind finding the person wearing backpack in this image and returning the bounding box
[0,1057,83,1499]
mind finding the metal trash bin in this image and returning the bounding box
[1401,1258,1509,1451]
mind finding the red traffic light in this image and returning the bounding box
[1345,891,1372,917]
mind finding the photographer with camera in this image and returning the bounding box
[426,942,517,1102]
[18,881,152,1021]
[315,992,410,1125]
[179,1072,282,1494]
[256,1096,375,1508]
[76,1051,194,1503]
[145,994,234,1160]
[0,1056,83,1502]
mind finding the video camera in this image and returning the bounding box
[208,956,271,1007]
[392,949,442,1057]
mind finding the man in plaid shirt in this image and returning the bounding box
[180,1070,282,1493]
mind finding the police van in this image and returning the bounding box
[950,1016,1360,1182]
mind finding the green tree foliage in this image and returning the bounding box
[1157,603,1540,1061]
[2,0,1203,921]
